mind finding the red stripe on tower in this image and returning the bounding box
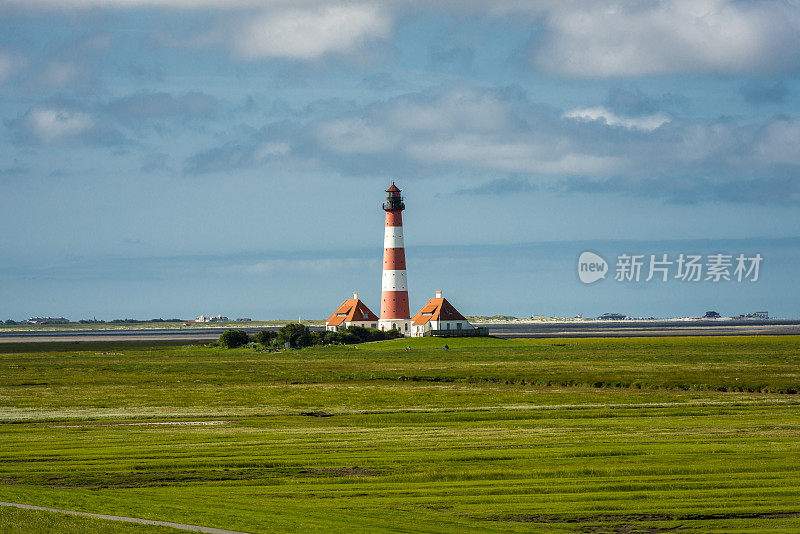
[379,182,411,335]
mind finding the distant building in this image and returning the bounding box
[704,311,721,319]
[25,317,69,325]
[410,290,475,337]
[326,292,379,331]
[195,315,229,323]
[236,318,252,322]
[598,313,626,320]
[737,311,769,319]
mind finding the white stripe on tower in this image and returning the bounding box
[379,181,410,335]
[383,226,404,248]
[381,270,408,291]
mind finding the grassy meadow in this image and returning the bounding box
[0,336,798,532]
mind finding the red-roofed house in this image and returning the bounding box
[325,292,380,331]
[410,290,474,337]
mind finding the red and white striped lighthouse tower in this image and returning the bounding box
[379,182,411,335]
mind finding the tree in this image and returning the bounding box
[4,319,16,325]
[218,329,250,348]
[253,330,278,346]
[310,331,326,346]
[277,323,312,348]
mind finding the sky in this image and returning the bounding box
[1,0,800,321]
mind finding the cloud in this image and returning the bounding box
[564,106,670,131]
[754,118,800,165]
[232,4,391,60]
[0,167,26,176]
[531,0,800,78]
[9,89,222,148]
[359,72,398,92]
[9,105,124,145]
[187,87,627,177]
[234,258,366,275]
[28,32,113,90]
[11,1,797,76]
[11,106,91,143]
[140,152,171,173]
[185,85,800,205]
[105,91,218,120]
[39,61,89,88]
[604,88,688,116]
[455,176,536,195]
[428,45,475,73]
[740,80,789,105]
[0,51,25,84]
[185,143,257,175]
[561,173,800,206]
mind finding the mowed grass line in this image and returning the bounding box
[0,506,179,534]
[0,336,798,532]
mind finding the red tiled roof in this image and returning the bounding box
[326,298,379,326]
[411,297,467,326]
[386,182,401,192]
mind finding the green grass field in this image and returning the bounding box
[0,336,798,533]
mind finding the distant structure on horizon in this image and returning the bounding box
[379,182,411,335]
[195,315,228,323]
[25,317,69,325]
[598,313,627,320]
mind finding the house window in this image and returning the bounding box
[446,323,450,330]
[371,323,377,329]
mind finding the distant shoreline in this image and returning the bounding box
[2,316,797,334]
[1,318,799,343]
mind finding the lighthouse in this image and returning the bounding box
[379,182,411,335]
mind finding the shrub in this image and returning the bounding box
[385,328,402,340]
[323,326,400,345]
[218,329,250,348]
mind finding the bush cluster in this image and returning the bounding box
[217,324,401,349]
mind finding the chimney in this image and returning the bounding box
[353,291,358,300]
[435,290,442,298]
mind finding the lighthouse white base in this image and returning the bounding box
[379,319,411,337]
